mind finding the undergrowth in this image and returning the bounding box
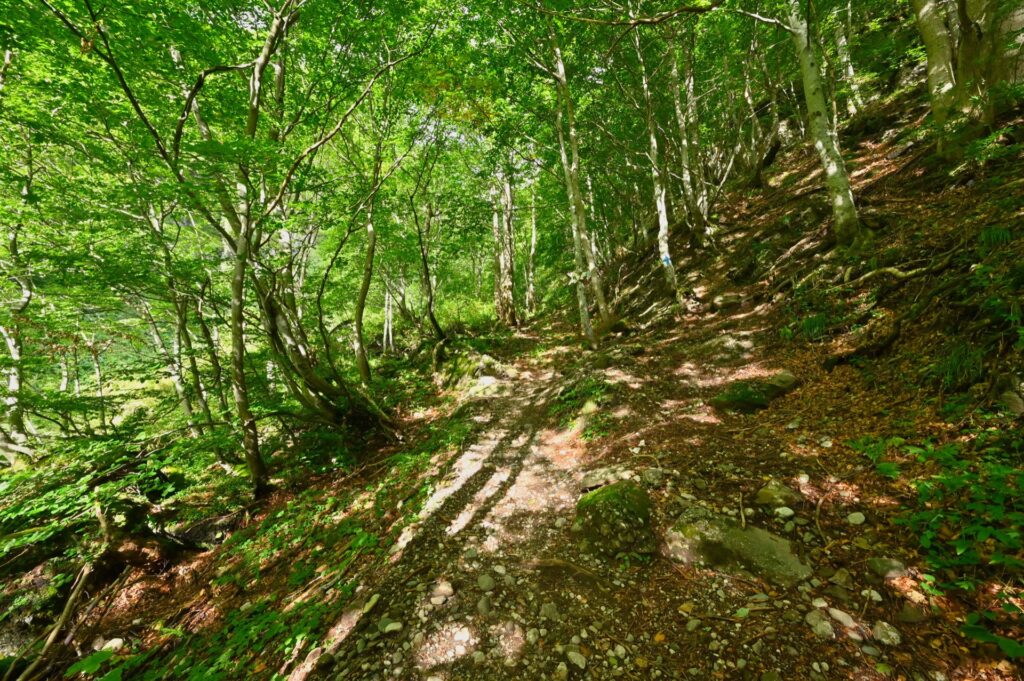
[851,428,1024,658]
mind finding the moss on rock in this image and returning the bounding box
[709,370,799,413]
[573,481,655,557]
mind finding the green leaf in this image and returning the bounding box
[65,650,114,676]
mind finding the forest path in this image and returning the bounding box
[299,332,721,681]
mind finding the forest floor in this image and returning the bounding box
[53,88,1023,681]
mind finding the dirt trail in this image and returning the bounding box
[292,290,971,681]
[297,350,700,680]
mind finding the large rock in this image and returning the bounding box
[573,481,655,557]
[665,505,811,587]
[709,371,799,413]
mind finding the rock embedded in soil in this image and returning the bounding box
[709,370,799,413]
[805,610,835,639]
[755,479,802,507]
[579,465,636,492]
[477,574,496,592]
[846,512,866,525]
[866,557,907,580]
[665,504,811,587]
[573,481,655,557]
[873,621,902,646]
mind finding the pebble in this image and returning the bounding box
[805,610,834,639]
[847,512,866,525]
[477,595,492,616]
[828,608,856,629]
[540,602,560,620]
[567,651,587,669]
[478,574,496,592]
[872,621,902,646]
[775,507,795,518]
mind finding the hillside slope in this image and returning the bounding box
[5,86,1023,681]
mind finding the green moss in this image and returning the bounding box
[574,481,654,557]
[709,371,799,413]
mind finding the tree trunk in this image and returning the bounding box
[555,83,597,348]
[492,171,518,327]
[142,303,200,436]
[525,186,538,315]
[354,214,376,385]
[635,27,683,307]
[229,234,269,497]
[416,205,446,341]
[787,0,866,247]
[836,2,865,115]
[670,40,707,243]
[195,288,231,417]
[549,22,611,328]
[912,0,958,131]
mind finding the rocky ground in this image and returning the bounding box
[280,290,993,681]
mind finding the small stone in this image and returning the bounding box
[847,512,866,526]
[775,507,795,519]
[362,594,380,614]
[861,589,883,602]
[567,651,587,670]
[477,574,496,592]
[554,662,569,680]
[866,557,907,580]
[477,596,492,616]
[829,568,854,589]
[805,610,834,639]
[430,596,446,605]
[755,480,802,507]
[861,645,882,657]
[472,651,486,664]
[383,621,403,634]
[526,628,539,644]
[828,608,856,629]
[686,618,702,632]
[540,602,560,620]
[872,621,901,646]
[101,638,124,652]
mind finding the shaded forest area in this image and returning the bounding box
[1,0,1023,679]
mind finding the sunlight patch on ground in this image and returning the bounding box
[416,622,478,670]
[447,468,510,536]
[679,412,721,425]
[489,620,526,661]
[287,605,365,681]
[602,367,644,388]
[390,432,504,560]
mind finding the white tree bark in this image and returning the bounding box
[634,28,683,306]
[787,0,865,247]
[911,0,958,130]
[549,23,611,329]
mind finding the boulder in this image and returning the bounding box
[573,481,655,557]
[754,479,802,507]
[709,371,799,413]
[665,505,811,587]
